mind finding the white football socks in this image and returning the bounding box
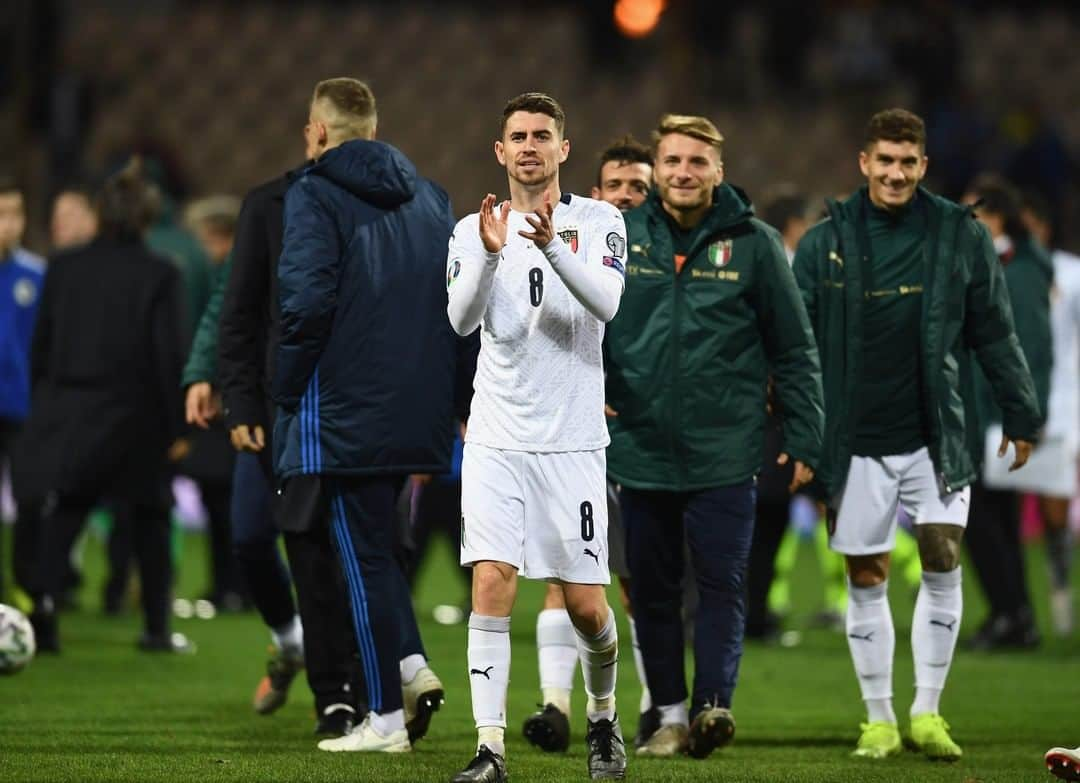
[911,567,962,717]
[468,613,511,757]
[399,653,427,684]
[629,617,652,714]
[369,708,405,737]
[574,608,618,723]
[536,608,576,715]
[270,614,303,656]
[847,580,896,724]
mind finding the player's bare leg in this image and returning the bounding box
[1041,496,1074,636]
[564,582,626,779]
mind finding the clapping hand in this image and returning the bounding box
[479,194,510,253]
[519,192,556,248]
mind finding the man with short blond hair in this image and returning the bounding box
[793,108,1042,761]
[276,77,456,754]
[605,114,823,760]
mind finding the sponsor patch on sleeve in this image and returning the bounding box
[602,256,626,276]
[605,231,626,258]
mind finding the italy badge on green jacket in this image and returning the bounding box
[709,239,733,267]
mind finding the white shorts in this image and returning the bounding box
[982,424,1079,498]
[460,443,610,584]
[829,446,970,555]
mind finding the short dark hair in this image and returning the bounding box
[595,134,651,187]
[0,176,22,198]
[865,108,926,150]
[96,157,159,242]
[966,172,1027,237]
[760,185,809,234]
[1021,189,1052,225]
[500,92,566,137]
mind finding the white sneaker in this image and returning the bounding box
[317,714,411,753]
[1050,588,1074,637]
[402,665,444,743]
[1045,746,1080,781]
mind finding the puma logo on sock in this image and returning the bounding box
[929,619,957,631]
[583,548,600,565]
[848,631,875,642]
[470,666,494,679]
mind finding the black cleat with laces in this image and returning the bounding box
[586,715,627,780]
[522,703,571,752]
[451,744,508,783]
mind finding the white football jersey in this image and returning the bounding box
[1046,250,1080,448]
[449,193,627,452]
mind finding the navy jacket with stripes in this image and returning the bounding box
[273,139,459,479]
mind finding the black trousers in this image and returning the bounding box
[38,492,172,637]
[258,446,363,713]
[0,418,43,602]
[623,482,756,717]
[402,476,471,594]
[323,475,427,715]
[965,481,1031,617]
[745,420,791,635]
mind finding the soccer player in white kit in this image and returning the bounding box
[446,92,628,782]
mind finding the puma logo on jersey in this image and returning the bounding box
[470,666,495,680]
[829,250,844,267]
[583,548,600,565]
[848,631,874,642]
[929,619,957,632]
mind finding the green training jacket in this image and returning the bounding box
[605,184,824,491]
[792,186,1043,497]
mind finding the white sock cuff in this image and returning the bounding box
[574,608,616,649]
[849,580,888,603]
[537,609,575,638]
[399,653,427,683]
[921,567,961,589]
[470,613,511,633]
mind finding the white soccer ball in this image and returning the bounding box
[0,603,36,674]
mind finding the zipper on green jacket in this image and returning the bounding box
[670,257,684,489]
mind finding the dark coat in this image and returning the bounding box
[218,171,293,433]
[14,238,185,503]
[273,139,460,478]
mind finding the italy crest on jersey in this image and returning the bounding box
[708,239,733,268]
[557,229,579,253]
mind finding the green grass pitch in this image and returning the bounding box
[0,524,1076,782]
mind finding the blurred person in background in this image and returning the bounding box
[1021,193,1080,637]
[962,174,1053,652]
[179,195,245,611]
[50,186,97,250]
[793,110,1041,762]
[605,115,823,760]
[217,157,359,735]
[743,185,816,643]
[278,78,453,754]
[15,161,192,653]
[0,178,44,605]
[522,134,656,756]
[215,149,360,736]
